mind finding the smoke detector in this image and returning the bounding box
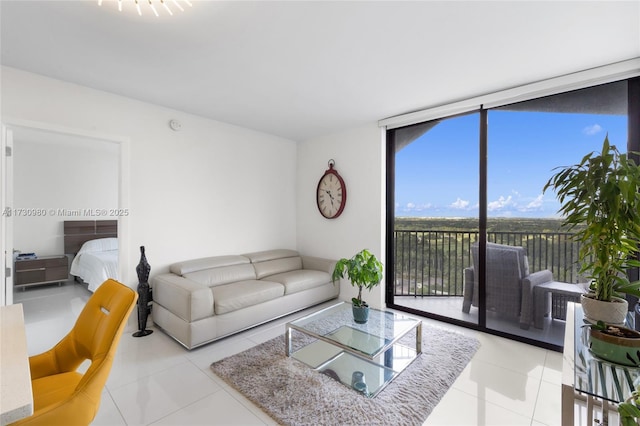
[169,119,182,131]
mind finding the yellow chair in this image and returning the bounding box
[12,279,137,426]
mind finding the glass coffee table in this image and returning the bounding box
[285,302,422,398]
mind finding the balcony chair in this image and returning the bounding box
[12,279,137,426]
[461,242,554,329]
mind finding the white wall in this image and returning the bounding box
[2,67,389,311]
[2,66,298,287]
[13,131,118,256]
[297,125,386,308]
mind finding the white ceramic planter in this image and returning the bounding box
[581,293,629,325]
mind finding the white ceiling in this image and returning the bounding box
[1,1,639,141]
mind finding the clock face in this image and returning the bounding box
[317,170,346,219]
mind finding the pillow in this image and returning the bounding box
[77,238,118,254]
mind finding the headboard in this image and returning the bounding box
[63,220,117,255]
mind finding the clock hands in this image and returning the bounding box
[324,189,335,205]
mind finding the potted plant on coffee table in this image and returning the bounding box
[332,249,383,324]
[543,135,640,324]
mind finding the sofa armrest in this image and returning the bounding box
[301,256,337,275]
[524,269,554,287]
[462,267,474,313]
[520,269,554,329]
[152,274,214,322]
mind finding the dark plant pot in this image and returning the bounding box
[352,305,369,324]
[589,326,640,366]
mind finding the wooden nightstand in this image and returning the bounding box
[14,255,69,288]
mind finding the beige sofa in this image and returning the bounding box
[151,249,339,349]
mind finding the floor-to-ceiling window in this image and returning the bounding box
[389,113,480,328]
[386,77,639,350]
[486,81,629,345]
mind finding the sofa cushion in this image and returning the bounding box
[253,257,303,279]
[265,270,332,295]
[212,280,284,315]
[184,263,256,287]
[170,255,250,275]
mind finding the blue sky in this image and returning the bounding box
[395,111,628,218]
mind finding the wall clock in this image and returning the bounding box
[316,160,347,219]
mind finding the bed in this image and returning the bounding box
[64,220,118,292]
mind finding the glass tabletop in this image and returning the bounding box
[286,302,421,397]
[287,302,421,358]
[574,304,640,403]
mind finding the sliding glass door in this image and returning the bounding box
[486,81,628,345]
[387,77,637,349]
[389,113,480,327]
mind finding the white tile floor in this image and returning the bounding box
[14,281,564,426]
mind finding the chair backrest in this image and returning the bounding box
[22,279,137,425]
[471,242,529,318]
[472,242,529,280]
[72,279,137,390]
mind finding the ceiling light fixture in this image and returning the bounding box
[97,0,192,17]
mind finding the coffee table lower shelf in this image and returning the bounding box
[290,338,419,398]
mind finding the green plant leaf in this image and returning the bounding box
[543,135,640,302]
[619,401,640,426]
[332,249,383,305]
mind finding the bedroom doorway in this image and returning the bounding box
[1,120,129,307]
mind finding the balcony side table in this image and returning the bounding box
[534,281,587,329]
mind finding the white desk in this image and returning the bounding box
[1,304,33,425]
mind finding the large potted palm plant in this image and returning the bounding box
[332,249,383,324]
[543,135,640,324]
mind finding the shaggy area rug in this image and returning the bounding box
[210,324,480,426]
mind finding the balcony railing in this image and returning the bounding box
[393,230,586,297]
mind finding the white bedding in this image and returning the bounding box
[70,238,119,292]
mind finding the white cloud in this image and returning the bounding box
[400,202,432,213]
[583,124,603,136]
[487,195,513,211]
[450,198,469,209]
[525,194,544,209]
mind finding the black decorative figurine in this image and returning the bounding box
[133,246,153,337]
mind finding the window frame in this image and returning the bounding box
[385,71,640,351]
